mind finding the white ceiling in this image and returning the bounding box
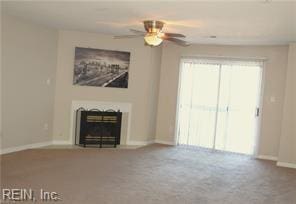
[2,1,296,45]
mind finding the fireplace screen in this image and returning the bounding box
[75,109,122,148]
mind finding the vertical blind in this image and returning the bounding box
[177,57,263,155]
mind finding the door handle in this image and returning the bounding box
[255,107,260,117]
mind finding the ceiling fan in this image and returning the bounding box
[114,20,190,47]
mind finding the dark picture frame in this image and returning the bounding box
[73,47,130,88]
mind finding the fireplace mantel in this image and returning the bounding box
[69,100,132,145]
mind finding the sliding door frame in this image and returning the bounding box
[212,65,222,149]
[174,56,266,156]
[253,61,266,157]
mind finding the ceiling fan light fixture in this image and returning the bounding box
[144,33,163,46]
[114,20,189,47]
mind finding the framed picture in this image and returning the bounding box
[73,47,130,88]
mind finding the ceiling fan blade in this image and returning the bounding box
[163,37,190,46]
[129,29,146,34]
[113,34,144,39]
[163,33,186,38]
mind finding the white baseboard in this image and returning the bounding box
[125,139,176,146]
[0,141,52,155]
[52,140,72,145]
[154,139,175,146]
[256,155,278,161]
[277,162,296,169]
[126,140,154,146]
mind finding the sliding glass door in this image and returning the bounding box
[178,62,220,148]
[177,58,263,155]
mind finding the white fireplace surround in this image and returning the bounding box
[69,100,132,145]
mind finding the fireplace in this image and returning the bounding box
[75,108,122,148]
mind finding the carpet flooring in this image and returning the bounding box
[1,144,296,204]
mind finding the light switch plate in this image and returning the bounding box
[270,96,276,103]
[46,78,51,85]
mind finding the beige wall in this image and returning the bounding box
[52,30,162,143]
[155,43,288,157]
[278,43,296,164]
[1,14,58,149]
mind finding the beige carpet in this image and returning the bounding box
[1,144,296,204]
